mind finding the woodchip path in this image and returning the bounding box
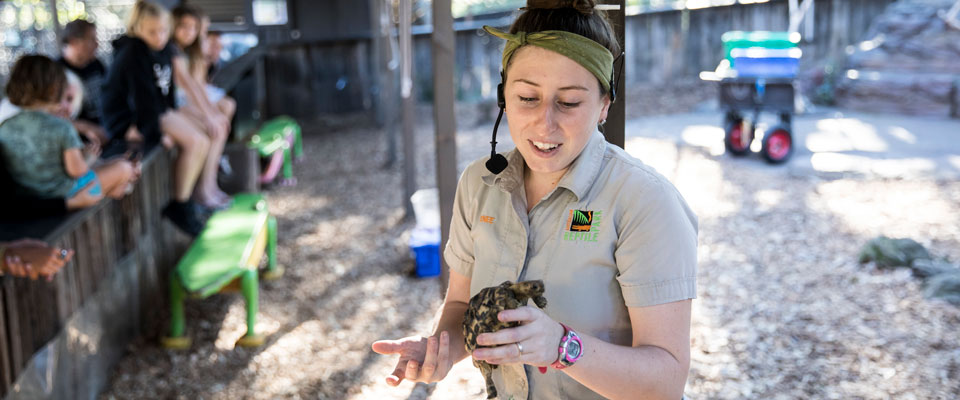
[102,109,960,399]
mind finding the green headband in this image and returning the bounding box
[483,25,614,93]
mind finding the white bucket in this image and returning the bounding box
[410,188,440,230]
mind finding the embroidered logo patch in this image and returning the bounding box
[564,209,602,242]
[568,210,593,232]
[480,215,495,224]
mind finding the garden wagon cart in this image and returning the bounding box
[703,31,802,164]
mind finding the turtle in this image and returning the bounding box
[462,280,547,399]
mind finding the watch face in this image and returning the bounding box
[567,340,581,358]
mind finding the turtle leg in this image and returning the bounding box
[504,297,521,310]
[533,295,548,308]
[479,361,498,399]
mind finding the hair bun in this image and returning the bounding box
[524,0,596,15]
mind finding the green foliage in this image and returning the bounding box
[858,236,931,270]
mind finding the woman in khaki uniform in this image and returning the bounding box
[373,1,697,398]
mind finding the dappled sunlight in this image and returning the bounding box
[673,150,742,220]
[753,189,784,214]
[626,137,741,220]
[950,156,960,170]
[296,214,373,250]
[680,124,726,156]
[243,319,334,395]
[214,299,283,352]
[806,179,960,241]
[810,152,937,178]
[808,118,888,153]
[267,192,331,216]
[67,324,98,355]
[689,296,750,397]
[887,126,917,145]
[625,136,679,175]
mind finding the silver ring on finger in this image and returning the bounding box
[515,342,524,355]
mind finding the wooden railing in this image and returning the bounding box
[0,148,188,398]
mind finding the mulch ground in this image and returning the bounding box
[101,88,960,399]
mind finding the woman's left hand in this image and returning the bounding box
[471,306,565,367]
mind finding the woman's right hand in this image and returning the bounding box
[371,331,452,386]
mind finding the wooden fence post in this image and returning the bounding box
[433,0,457,290]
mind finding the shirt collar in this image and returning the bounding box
[482,148,525,193]
[556,130,606,202]
[482,130,606,201]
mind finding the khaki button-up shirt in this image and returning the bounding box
[445,131,698,399]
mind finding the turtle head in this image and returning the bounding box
[511,280,545,297]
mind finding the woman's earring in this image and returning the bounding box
[599,119,607,125]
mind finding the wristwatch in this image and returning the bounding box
[551,323,583,369]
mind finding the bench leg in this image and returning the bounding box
[293,128,303,161]
[236,269,265,347]
[262,215,284,280]
[280,147,296,185]
[161,276,192,349]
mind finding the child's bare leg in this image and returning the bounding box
[94,159,136,199]
[161,111,210,202]
[216,96,236,120]
[181,105,228,206]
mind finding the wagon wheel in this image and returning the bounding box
[762,125,793,164]
[723,113,752,156]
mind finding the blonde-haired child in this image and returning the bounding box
[0,55,134,203]
[101,0,212,236]
[170,4,233,208]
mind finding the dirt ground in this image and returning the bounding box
[101,91,960,399]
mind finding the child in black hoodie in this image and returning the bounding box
[101,0,211,236]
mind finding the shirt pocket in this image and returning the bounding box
[469,199,513,290]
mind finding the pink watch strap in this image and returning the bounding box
[539,323,580,373]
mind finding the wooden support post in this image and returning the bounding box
[399,0,416,218]
[432,0,457,289]
[604,0,626,149]
[374,0,399,168]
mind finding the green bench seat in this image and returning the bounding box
[248,116,303,184]
[161,193,283,349]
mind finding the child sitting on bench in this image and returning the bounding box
[0,55,135,204]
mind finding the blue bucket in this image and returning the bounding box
[411,244,441,277]
[410,227,441,277]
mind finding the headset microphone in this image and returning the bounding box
[485,81,508,174]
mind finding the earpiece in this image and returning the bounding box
[496,82,505,108]
[609,52,625,104]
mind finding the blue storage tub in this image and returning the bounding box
[410,227,441,277]
[731,47,801,78]
[411,244,441,277]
